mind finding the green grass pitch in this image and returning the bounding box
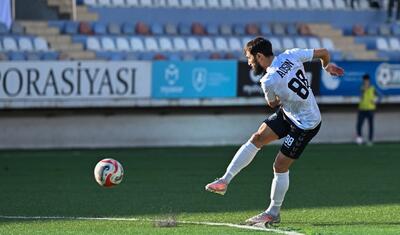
[0,143,399,234]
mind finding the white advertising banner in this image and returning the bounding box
[0,61,151,108]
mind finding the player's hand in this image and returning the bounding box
[324,63,344,77]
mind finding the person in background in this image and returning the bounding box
[355,74,381,146]
[387,0,400,23]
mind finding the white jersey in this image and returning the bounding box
[260,48,321,130]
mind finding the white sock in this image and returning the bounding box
[266,171,289,216]
[221,141,260,184]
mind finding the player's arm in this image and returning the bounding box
[313,48,344,76]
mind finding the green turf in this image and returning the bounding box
[0,143,399,234]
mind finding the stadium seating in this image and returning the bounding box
[0,0,393,61]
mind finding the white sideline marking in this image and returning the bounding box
[0,215,303,235]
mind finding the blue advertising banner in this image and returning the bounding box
[320,61,400,96]
[152,61,237,98]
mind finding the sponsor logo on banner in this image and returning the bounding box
[192,68,207,92]
[0,61,151,108]
[152,61,237,98]
[376,63,400,89]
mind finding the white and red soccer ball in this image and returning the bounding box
[94,158,124,187]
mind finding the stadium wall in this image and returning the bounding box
[0,110,399,149]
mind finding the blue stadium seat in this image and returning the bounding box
[269,37,282,52]
[309,0,322,9]
[158,37,173,51]
[144,37,159,51]
[116,37,131,51]
[108,22,121,35]
[259,0,272,8]
[376,37,389,50]
[178,23,191,35]
[297,0,309,8]
[286,23,298,35]
[151,23,164,35]
[0,22,8,34]
[321,0,335,9]
[295,37,308,48]
[207,0,220,8]
[227,37,242,51]
[10,22,25,34]
[26,52,41,60]
[220,24,233,35]
[167,0,180,8]
[378,24,391,36]
[140,0,152,7]
[165,22,178,35]
[93,22,107,35]
[172,37,187,51]
[111,0,125,6]
[282,37,295,49]
[181,0,194,8]
[166,52,182,60]
[125,52,140,60]
[233,24,245,36]
[33,37,49,51]
[98,0,112,6]
[125,0,139,6]
[271,0,284,8]
[122,22,135,34]
[308,37,321,48]
[64,21,79,34]
[220,0,233,8]
[200,37,215,51]
[260,23,272,35]
[391,24,400,36]
[366,24,379,35]
[8,51,25,60]
[247,0,259,8]
[334,0,347,9]
[187,37,201,51]
[214,37,228,51]
[192,0,206,7]
[86,37,102,51]
[321,38,335,50]
[285,0,297,9]
[101,37,117,51]
[3,37,18,51]
[232,0,246,8]
[388,37,400,51]
[271,23,286,36]
[130,37,145,51]
[206,23,219,35]
[153,0,167,7]
[18,37,34,51]
[41,51,59,60]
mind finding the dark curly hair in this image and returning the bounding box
[244,37,274,57]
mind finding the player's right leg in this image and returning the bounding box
[205,122,279,195]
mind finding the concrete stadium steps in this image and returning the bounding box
[47,0,98,21]
[76,6,98,21]
[308,23,379,60]
[19,21,95,60]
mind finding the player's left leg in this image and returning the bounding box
[246,122,321,226]
[245,152,292,226]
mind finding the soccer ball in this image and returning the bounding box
[94,158,124,187]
